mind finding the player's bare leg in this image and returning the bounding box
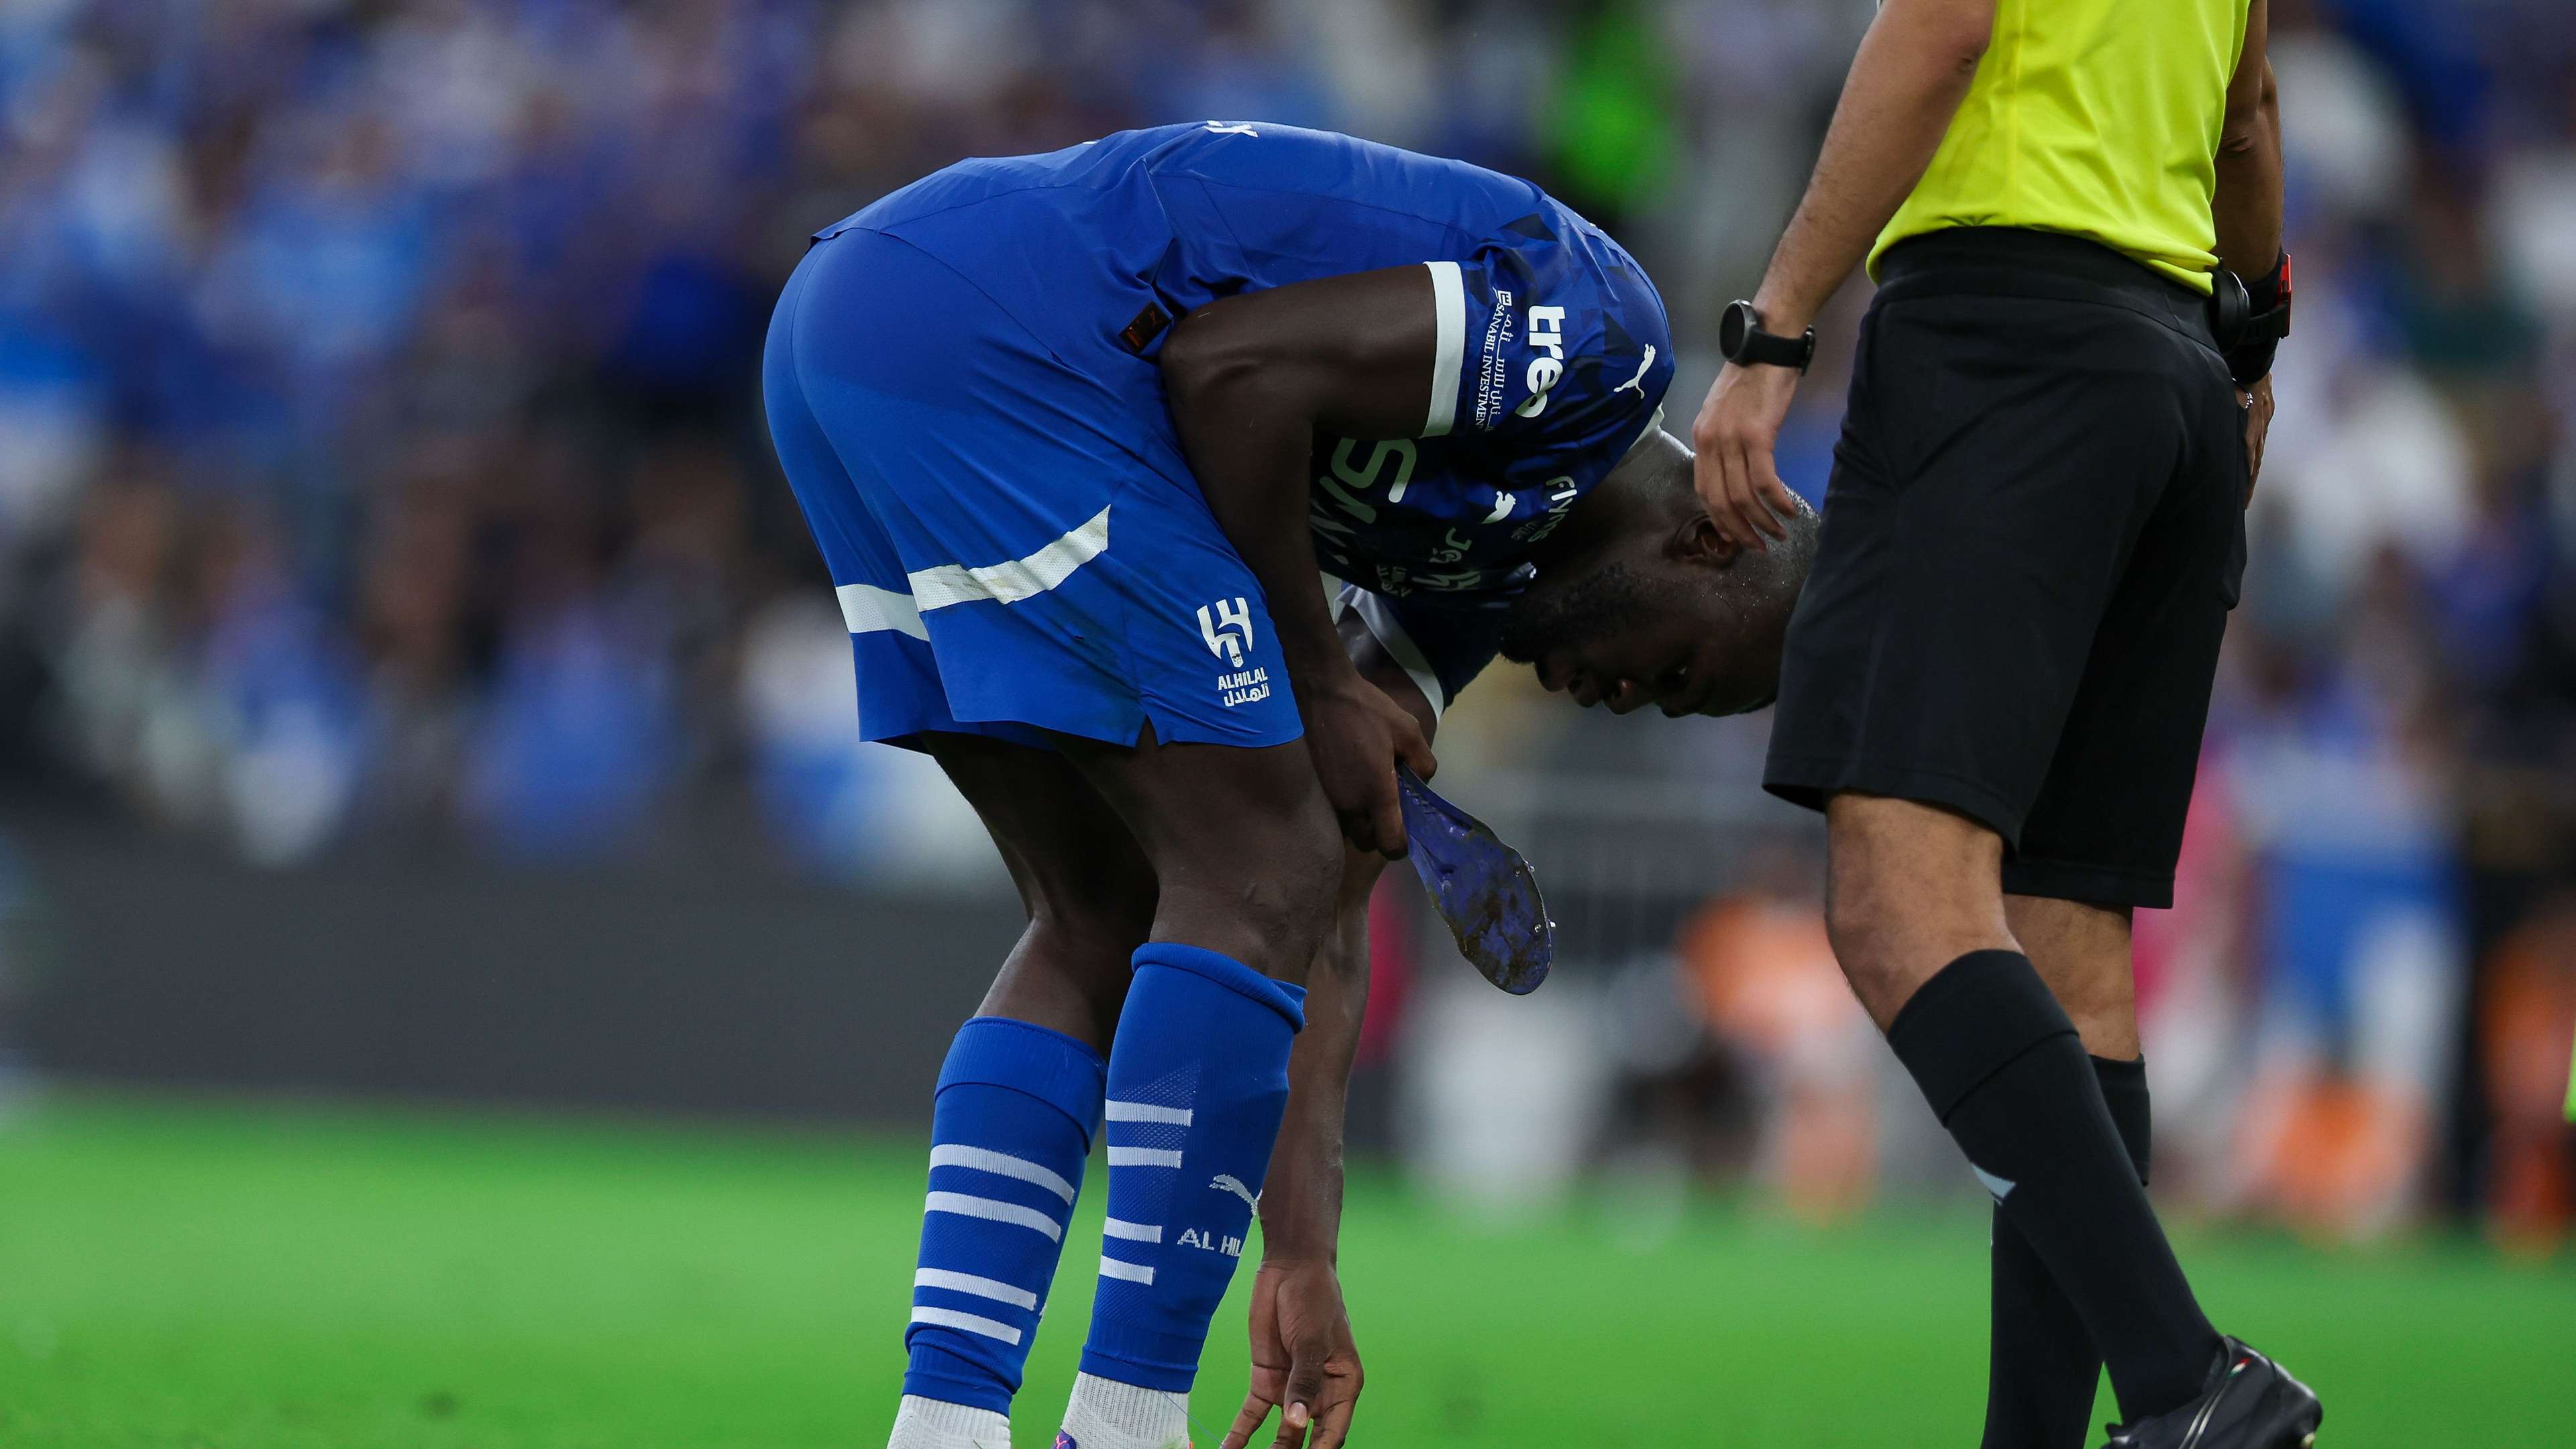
[1045,728,1342,1449]
[886,734,1161,1449]
[1060,727,1340,988]
[1220,624,1424,1449]
[930,735,1161,1054]
[1822,792,2228,1424]
[889,729,1339,1449]
[1216,845,1376,1449]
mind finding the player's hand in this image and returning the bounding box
[1222,1258,1363,1449]
[2239,374,2274,507]
[1690,360,1803,551]
[1301,665,1435,860]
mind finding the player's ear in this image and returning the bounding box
[1672,509,1742,566]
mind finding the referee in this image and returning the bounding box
[1690,1,2314,1446]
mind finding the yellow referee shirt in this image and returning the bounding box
[1872,0,2252,293]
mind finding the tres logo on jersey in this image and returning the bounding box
[1197,597,1253,665]
[1515,305,1568,418]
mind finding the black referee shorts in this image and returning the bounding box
[1763,228,2248,910]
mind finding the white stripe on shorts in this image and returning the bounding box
[924,1191,1064,1241]
[909,506,1112,611]
[914,1267,1040,1311]
[837,582,928,639]
[1106,1147,1183,1169]
[911,1305,1024,1344]
[929,1144,1079,1204]
[1102,1218,1163,1243]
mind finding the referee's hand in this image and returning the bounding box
[2240,374,2273,506]
[1691,361,1803,550]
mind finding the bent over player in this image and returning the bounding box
[763,122,1816,1449]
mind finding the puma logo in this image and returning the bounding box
[1209,1173,1258,1210]
[1613,344,1658,398]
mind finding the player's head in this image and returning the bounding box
[1498,429,1819,718]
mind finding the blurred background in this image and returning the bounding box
[1,1,2573,1444]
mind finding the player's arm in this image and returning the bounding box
[1224,621,1426,1449]
[1690,0,1994,549]
[1160,268,1441,859]
[2213,0,2283,490]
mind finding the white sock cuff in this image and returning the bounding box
[1067,1371,1191,1443]
[892,1394,1011,1449]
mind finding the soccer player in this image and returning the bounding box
[763,122,1816,1449]
[1692,0,2316,1446]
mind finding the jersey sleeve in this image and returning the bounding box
[1332,580,1508,720]
[1416,229,1674,494]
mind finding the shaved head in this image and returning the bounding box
[1501,431,1817,717]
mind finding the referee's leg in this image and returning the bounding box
[1985,896,2151,1449]
[1825,798,2224,1424]
[1766,291,2239,1430]
[1966,322,2249,1442]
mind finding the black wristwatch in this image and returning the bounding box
[2212,252,2292,387]
[1719,299,1817,373]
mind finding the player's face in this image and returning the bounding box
[1529,591,1778,718]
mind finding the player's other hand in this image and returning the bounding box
[1691,360,1803,551]
[2239,374,2274,507]
[1302,666,1434,860]
[1223,1258,1364,1449]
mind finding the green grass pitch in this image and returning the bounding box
[0,1095,2566,1447]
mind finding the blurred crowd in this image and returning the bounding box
[2,0,2572,1239]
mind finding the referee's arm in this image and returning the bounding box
[1690,0,1996,550]
[2213,0,2284,490]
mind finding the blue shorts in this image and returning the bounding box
[764,227,1303,750]
[764,228,1506,752]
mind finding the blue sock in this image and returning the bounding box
[1078,943,1307,1393]
[903,1016,1108,1414]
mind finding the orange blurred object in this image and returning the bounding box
[1678,894,1877,1221]
[1681,896,1855,1055]
[2477,898,2576,1253]
[2233,1071,2429,1244]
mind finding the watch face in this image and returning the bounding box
[1719,301,1751,359]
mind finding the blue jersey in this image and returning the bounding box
[828,122,1674,611]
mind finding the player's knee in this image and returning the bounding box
[1262,820,1344,959]
[1822,796,2017,1018]
[1024,849,1159,961]
[1821,877,1907,996]
[1224,810,1342,979]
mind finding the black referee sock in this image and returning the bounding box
[1981,1055,2152,1449]
[1887,951,2220,1424]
